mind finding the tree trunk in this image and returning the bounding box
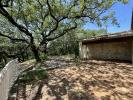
[39,42,47,54]
[31,44,41,62]
[43,42,47,54]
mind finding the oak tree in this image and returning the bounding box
[0,0,128,62]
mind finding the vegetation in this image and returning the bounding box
[19,69,48,82]
[48,29,106,56]
[0,0,128,62]
[0,1,130,99]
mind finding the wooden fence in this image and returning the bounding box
[0,59,21,100]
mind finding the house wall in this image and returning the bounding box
[80,41,132,62]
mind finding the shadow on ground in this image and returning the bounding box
[9,57,133,100]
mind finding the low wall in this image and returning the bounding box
[80,41,132,62]
[0,59,20,100]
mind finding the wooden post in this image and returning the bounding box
[79,41,83,59]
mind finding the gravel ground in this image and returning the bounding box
[9,58,133,100]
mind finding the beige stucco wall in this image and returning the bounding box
[80,41,132,62]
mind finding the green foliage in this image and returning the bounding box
[77,29,107,39]
[0,43,33,63]
[48,28,106,56]
[0,61,5,70]
[40,53,48,61]
[48,32,79,56]
[0,0,128,38]
[19,69,48,82]
[0,0,128,62]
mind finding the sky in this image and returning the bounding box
[84,0,133,33]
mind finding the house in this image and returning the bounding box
[79,13,133,63]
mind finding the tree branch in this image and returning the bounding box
[0,31,29,43]
[0,0,11,7]
[46,17,68,38]
[0,5,33,41]
[46,22,77,41]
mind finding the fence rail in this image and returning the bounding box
[0,59,21,100]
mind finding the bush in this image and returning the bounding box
[40,52,48,61]
[19,69,48,82]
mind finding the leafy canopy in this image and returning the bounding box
[0,0,128,61]
[0,0,128,43]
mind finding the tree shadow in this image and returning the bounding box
[46,78,69,100]
[9,58,133,100]
[45,77,97,100]
[32,81,44,100]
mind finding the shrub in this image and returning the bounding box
[19,69,48,82]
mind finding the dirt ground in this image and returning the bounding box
[10,58,133,100]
